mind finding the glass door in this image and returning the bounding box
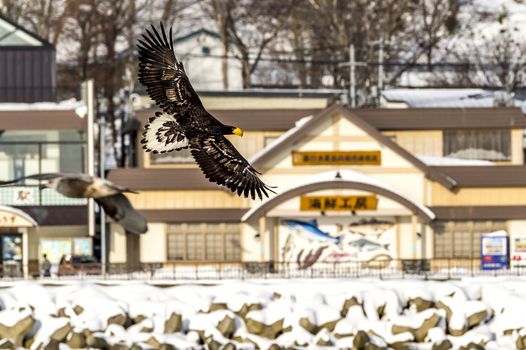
[0,233,23,277]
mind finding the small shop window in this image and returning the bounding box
[167,223,241,261]
[150,148,193,164]
[434,221,507,258]
[443,129,511,161]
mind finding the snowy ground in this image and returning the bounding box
[0,278,525,349]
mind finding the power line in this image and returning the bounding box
[183,53,526,70]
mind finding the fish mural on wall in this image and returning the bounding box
[282,219,340,244]
[348,218,394,239]
[280,218,395,269]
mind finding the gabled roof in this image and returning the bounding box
[173,28,220,44]
[0,14,53,48]
[250,104,457,190]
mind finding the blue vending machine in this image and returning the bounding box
[481,233,509,270]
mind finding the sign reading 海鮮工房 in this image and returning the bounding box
[292,151,381,165]
[300,195,378,211]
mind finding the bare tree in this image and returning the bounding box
[0,0,70,45]
[259,0,461,104]
[205,0,293,88]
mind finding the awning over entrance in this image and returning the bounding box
[0,205,38,227]
[242,170,436,223]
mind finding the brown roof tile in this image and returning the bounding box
[432,166,526,187]
[0,110,86,130]
[432,206,526,220]
[107,168,216,190]
[141,208,247,222]
[355,107,526,130]
[134,107,526,132]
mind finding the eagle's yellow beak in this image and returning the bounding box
[233,127,244,137]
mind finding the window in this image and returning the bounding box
[443,129,510,161]
[167,223,241,261]
[434,221,507,258]
[202,46,210,55]
[150,148,193,164]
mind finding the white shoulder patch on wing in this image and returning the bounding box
[141,112,189,154]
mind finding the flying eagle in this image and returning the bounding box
[0,173,148,234]
[137,23,275,200]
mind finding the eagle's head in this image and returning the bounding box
[223,125,244,137]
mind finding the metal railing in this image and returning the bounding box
[2,258,526,281]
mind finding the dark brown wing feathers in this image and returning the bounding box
[190,136,275,200]
[138,23,276,200]
[137,24,202,115]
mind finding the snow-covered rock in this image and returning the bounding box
[0,278,523,349]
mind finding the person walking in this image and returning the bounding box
[41,254,51,277]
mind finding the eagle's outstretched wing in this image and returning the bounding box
[190,136,276,200]
[137,23,203,115]
[0,173,63,185]
[141,111,189,154]
[95,194,148,234]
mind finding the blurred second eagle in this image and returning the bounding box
[136,23,275,200]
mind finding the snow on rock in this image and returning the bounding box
[0,308,35,346]
[296,303,341,334]
[55,284,128,330]
[362,287,401,321]
[28,315,71,350]
[0,278,524,349]
[1,283,57,316]
[437,296,489,335]
[482,281,526,335]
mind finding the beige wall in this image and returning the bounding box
[109,224,127,263]
[240,217,279,262]
[385,131,442,157]
[241,222,261,261]
[512,129,523,164]
[140,223,167,262]
[508,220,526,235]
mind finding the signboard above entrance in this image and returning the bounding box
[292,151,381,166]
[0,209,34,227]
[300,195,378,211]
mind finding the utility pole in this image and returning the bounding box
[377,38,384,104]
[99,120,107,275]
[349,44,356,108]
[82,80,95,238]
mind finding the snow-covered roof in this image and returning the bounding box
[242,170,436,222]
[0,99,83,111]
[382,89,524,109]
[0,14,51,47]
[173,28,220,44]
[417,156,495,166]
[0,205,37,226]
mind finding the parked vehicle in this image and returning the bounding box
[58,254,100,276]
